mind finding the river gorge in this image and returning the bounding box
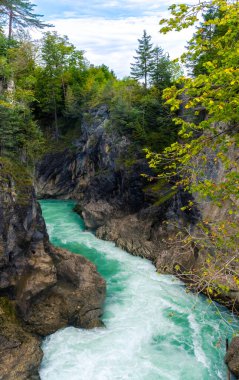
[39,200,239,380]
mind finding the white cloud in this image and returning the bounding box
[47,15,194,78]
[33,0,199,77]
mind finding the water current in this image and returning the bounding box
[39,200,238,380]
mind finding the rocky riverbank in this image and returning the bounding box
[36,105,239,378]
[36,106,239,310]
[0,158,106,379]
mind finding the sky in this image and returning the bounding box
[33,0,196,78]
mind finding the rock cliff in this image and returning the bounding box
[36,106,239,378]
[36,106,239,312]
[36,105,150,213]
[0,158,106,379]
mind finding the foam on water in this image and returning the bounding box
[39,200,239,380]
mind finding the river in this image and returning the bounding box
[39,200,238,380]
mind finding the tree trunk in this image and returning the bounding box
[144,62,147,89]
[53,91,59,141]
[8,9,13,40]
[61,77,67,100]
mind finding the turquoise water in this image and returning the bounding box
[39,200,238,380]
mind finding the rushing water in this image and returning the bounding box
[39,200,238,380]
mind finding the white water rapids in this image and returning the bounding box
[39,200,238,380]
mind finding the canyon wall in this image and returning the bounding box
[0,158,106,379]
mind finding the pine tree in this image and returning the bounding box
[0,0,52,39]
[130,30,154,89]
[150,46,172,89]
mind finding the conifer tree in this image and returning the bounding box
[0,0,52,39]
[130,30,154,89]
[150,46,172,89]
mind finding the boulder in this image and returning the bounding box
[22,246,106,336]
[82,200,116,229]
[225,337,239,378]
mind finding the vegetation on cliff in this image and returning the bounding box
[0,0,238,313]
[0,13,179,164]
[146,0,239,305]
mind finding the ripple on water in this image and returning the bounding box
[39,200,239,380]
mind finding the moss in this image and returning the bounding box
[154,189,177,206]
[145,179,168,192]
[115,144,138,170]
[123,158,138,168]
[0,157,32,205]
[42,127,81,154]
[0,297,18,324]
[88,135,98,149]
[144,179,177,206]
[95,168,111,176]
[73,204,83,215]
[83,112,94,124]
[103,119,112,134]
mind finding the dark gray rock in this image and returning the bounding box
[0,161,106,379]
[36,106,151,214]
[225,336,239,378]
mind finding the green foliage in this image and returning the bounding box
[0,32,44,164]
[147,0,239,272]
[107,78,178,150]
[34,32,87,137]
[156,0,239,186]
[145,178,177,206]
[0,100,45,162]
[130,30,182,91]
[0,156,33,204]
[80,64,116,108]
[0,19,178,172]
[150,47,171,89]
[185,6,228,76]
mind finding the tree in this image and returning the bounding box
[150,46,172,89]
[0,32,44,161]
[0,0,52,39]
[146,0,239,301]
[0,101,44,161]
[185,6,228,76]
[35,32,86,138]
[154,0,239,200]
[130,30,154,88]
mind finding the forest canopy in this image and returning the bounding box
[0,19,179,163]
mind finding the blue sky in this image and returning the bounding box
[33,0,196,77]
[34,0,164,19]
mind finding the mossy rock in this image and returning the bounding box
[0,157,32,205]
[144,179,177,206]
[0,297,43,380]
[0,297,19,326]
[73,203,83,215]
[154,189,177,206]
